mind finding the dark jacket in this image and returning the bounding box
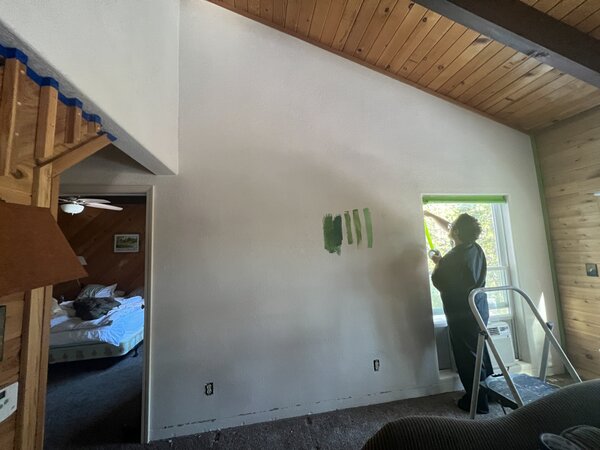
[431,242,487,320]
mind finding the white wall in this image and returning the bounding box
[62,1,558,440]
[0,0,179,175]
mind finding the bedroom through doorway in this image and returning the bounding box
[45,192,149,447]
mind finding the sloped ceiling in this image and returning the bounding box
[519,0,600,39]
[209,0,600,132]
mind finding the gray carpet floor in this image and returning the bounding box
[44,347,508,449]
[45,346,144,449]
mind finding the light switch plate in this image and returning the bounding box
[0,382,18,423]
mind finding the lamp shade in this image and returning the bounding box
[60,203,84,215]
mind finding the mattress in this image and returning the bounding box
[50,297,144,350]
[48,327,143,364]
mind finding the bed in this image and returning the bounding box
[49,295,145,364]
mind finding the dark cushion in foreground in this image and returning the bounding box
[362,380,600,450]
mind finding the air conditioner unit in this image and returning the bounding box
[487,321,516,370]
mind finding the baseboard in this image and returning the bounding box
[149,377,463,441]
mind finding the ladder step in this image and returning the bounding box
[483,373,559,409]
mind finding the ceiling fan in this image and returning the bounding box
[59,197,123,215]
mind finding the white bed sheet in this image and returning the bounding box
[50,296,145,348]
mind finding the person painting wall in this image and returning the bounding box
[425,211,494,413]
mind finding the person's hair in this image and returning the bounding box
[452,213,482,243]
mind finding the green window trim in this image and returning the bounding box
[423,195,507,204]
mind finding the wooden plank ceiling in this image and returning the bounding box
[209,0,600,132]
[520,0,600,39]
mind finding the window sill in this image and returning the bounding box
[433,314,513,328]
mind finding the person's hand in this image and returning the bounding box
[428,249,442,264]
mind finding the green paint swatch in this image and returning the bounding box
[424,220,435,250]
[352,209,362,246]
[344,211,353,245]
[363,208,373,248]
[323,214,343,255]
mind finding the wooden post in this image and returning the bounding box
[15,83,59,450]
[64,105,82,144]
[15,288,45,450]
[87,120,101,136]
[49,176,60,220]
[34,87,58,161]
[0,59,21,175]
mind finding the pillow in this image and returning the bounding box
[77,283,117,300]
[127,286,144,299]
[59,300,77,317]
[51,298,64,317]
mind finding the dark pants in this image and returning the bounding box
[445,293,493,411]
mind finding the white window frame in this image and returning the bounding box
[428,201,516,325]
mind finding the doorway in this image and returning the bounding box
[44,187,153,446]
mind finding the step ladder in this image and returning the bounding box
[467,286,582,419]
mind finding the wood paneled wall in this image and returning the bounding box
[535,106,600,380]
[0,52,111,449]
[54,200,146,299]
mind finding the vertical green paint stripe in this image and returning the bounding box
[332,215,342,255]
[344,211,353,245]
[424,220,434,250]
[363,208,373,248]
[352,209,362,246]
[323,215,335,254]
[323,214,343,255]
[532,136,566,345]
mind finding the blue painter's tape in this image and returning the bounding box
[26,67,59,89]
[82,112,102,124]
[0,43,28,64]
[0,41,116,141]
[57,92,83,109]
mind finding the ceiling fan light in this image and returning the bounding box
[60,203,84,215]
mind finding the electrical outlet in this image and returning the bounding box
[586,263,598,277]
[373,359,380,372]
[205,382,214,396]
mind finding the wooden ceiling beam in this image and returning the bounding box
[51,134,111,176]
[415,0,600,89]
[35,133,111,176]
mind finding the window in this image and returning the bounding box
[423,196,514,322]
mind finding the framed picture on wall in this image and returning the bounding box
[114,234,140,253]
